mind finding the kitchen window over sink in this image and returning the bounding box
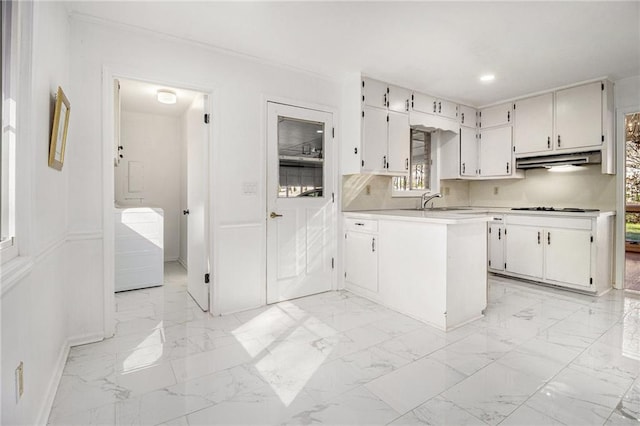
[392,128,439,196]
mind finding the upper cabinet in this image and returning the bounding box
[362,78,389,109]
[513,80,614,174]
[388,85,411,113]
[479,103,513,128]
[513,93,554,155]
[411,93,458,120]
[459,105,477,128]
[555,82,604,151]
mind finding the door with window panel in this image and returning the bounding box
[266,103,335,303]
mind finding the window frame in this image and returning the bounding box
[392,128,440,198]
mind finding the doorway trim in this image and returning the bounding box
[616,105,640,290]
[101,66,216,338]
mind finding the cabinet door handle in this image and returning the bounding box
[462,162,466,174]
[557,135,561,147]
[438,102,442,114]
[405,99,409,112]
[461,112,465,124]
[498,228,501,240]
[547,136,551,149]
[537,231,541,244]
[433,101,437,113]
[506,162,510,174]
[372,237,376,252]
[383,156,387,169]
[405,158,409,170]
[548,232,551,245]
[354,222,365,226]
[507,111,511,122]
[383,93,387,108]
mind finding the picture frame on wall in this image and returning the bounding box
[48,86,70,170]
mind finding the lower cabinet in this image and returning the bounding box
[344,218,378,293]
[497,213,613,294]
[487,216,505,272]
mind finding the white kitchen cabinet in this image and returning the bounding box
[488,217,505,272]
[544,227,592,288]
[388,85,411,113]
[344,219,379,293]
[436,99,458,120]
[555,81,603,151]
[504,224,544,278]
[460,127,478,177]
[479,103,513,128]
[496,213,614,294]
[387,111,410,173]
[362,106,388,173]
[411,92,437,114]
[459,105,477,128]
[478,126,513,177]
[514,93,553,155]
[362,77,389,109]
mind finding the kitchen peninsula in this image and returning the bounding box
[344,209,490,331]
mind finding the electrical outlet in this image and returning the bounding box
[365,185,371,195]
[15,361,23,402]
[493,186,499,195]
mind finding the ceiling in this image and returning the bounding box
[69,1,640,107]
[119,78,199,117]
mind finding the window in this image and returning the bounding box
[1,0,17,256]
[392,129,439,196]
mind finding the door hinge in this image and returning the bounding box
[204,114,210,124]
[344,272,347,278]
[332,127,335,138]
[504,228,507,235]
[513,146,515,152]
[590,277,593,284]
[590,235,594,243]
[345,233,347,239]
[488,260,492,267]
[362,95,365,102]
[601,135,605,143]
[601,82,604,91]
[332,192,335,203]
[362,110,365,118]
[489,226,492,234]
[204,273,210,284]
[361,160,364,167]
[331,258,335,269]
[513,103,516,110]
[504,262,507,269]
[362,80,365,88]
[386,114,389,122]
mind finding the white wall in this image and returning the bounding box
[1,2,72,425]
[67,16,340,327]
[115,111,184,261]
[179,110,188,267]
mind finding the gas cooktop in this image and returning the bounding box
[511,207,600,212]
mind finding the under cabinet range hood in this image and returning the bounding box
[409,111,459,134]
[515,151,602,169]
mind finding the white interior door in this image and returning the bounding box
[267,102,335,304]
[186,94,209,311]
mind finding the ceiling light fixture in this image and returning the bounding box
[480,74,495,83]
[316,130,324,134]
[157,90,177,105]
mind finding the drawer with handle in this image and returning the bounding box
[345,218,378,232]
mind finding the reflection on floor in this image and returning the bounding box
[627,251,640,292]
[48,263,640,425]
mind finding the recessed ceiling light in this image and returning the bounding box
[316,130,324,134]
[480,74,495,83]
[157,90,177,104]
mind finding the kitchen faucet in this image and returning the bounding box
[421,192,442,209]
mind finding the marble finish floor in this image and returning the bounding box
[48,263,640,425]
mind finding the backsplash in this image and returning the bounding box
[342,164,615,212]
[468,165,616,210]
[342,174,470,211]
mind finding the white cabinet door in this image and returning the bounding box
[460,127,478,176]
[488,224,504,271]
[555,81,603,151]
[387,111,410,174]
[362,78,388,109]
[505,225,544,278]
[437,99,458,120]
[479,126,512,177]
[388,85,411,114]
[459,105,477,128]
[514,93,553,155]
[480,103,513,128]
[345,231,378,293]
[362,106,388,172]
[544,228,592,288]
[412,92,437,114]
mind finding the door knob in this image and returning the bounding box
[270,212,283,219]
[183,209,190,215]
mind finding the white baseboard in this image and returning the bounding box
[177,257,188,270]
[68,331,105,348]
[164,256,179,262]
[36,339,70,426]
